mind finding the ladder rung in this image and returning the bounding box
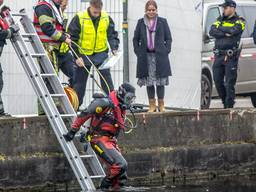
[31,53,46,58]
[80,155,94,158]
[21,33,37,38]
[90,175,105,179]
[50,94,66,97]
[40,74,56,77]
[12,13,27,16]
[60,114,76,118]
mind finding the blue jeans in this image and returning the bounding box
[73,52,114,106]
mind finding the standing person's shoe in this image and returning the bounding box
[158,99,165,112]
[148,99,157,112]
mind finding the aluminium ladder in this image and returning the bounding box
[6,9,105,191]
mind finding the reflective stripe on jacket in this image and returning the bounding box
[34,1,66,50]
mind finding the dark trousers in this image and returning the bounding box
[58,51,75,86]
[213,55,239,108]
[73,52,114,106]
[41,50,75,92]
[147,85,165,99]
[0,62,4,114]
[91,136,128,190]
[0,47,4,114]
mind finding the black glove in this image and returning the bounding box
[6,29,12,39]
[10,24,20,34]
[63,129,77,142]
[8,24,20,39]
[79,132,87,143]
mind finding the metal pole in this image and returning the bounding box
[123,0,129,82]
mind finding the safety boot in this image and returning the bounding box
[37,100,45,116]
[158,99,165,112]
[100,177,112,190]
[148,99,157,112]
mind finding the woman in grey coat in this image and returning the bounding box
[133,0,172,112]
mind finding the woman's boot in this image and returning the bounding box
[148,99,157,112]
[158,99,165,112]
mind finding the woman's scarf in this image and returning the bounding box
[144,15,158,51]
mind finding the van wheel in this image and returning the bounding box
[250,93,256,108]
[201,74,212,109]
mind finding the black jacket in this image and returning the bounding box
[68,8,119,55]
[209,13,245,50]
[133,17,172,79]
[0,29,9,47]
[253,21,256,44]
[34,3,66,42]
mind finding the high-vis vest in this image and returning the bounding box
[77,10,109,55]
[33,1,68,53]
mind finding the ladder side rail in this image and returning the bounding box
[10,30,96,191]
[11,11,106,191]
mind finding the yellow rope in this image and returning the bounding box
[70,41,111,95]
[124,116,134,134]
[69,45,107,95]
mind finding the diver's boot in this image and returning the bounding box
[100,177,112,191]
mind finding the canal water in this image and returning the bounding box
[6,176,256,192]
[120,177,256,192]
[121,178,256,192]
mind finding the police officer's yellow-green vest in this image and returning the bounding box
[77,10,110,55]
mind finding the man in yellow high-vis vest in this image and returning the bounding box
[68,0,119,106]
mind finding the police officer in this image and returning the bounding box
[0,3,18,116]
[210,0,245,109]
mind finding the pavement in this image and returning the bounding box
[210,97,254,109]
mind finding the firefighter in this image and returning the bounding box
[0,3,18,116]
[64,82,136,190]
[34,0,76,115]
[209,0,245,109]
[68,0,120,106]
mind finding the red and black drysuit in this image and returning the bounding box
[71,91,128,189]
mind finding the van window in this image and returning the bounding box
[240,6,256,38]
[205,7,221,36]
[236,6,250,38]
